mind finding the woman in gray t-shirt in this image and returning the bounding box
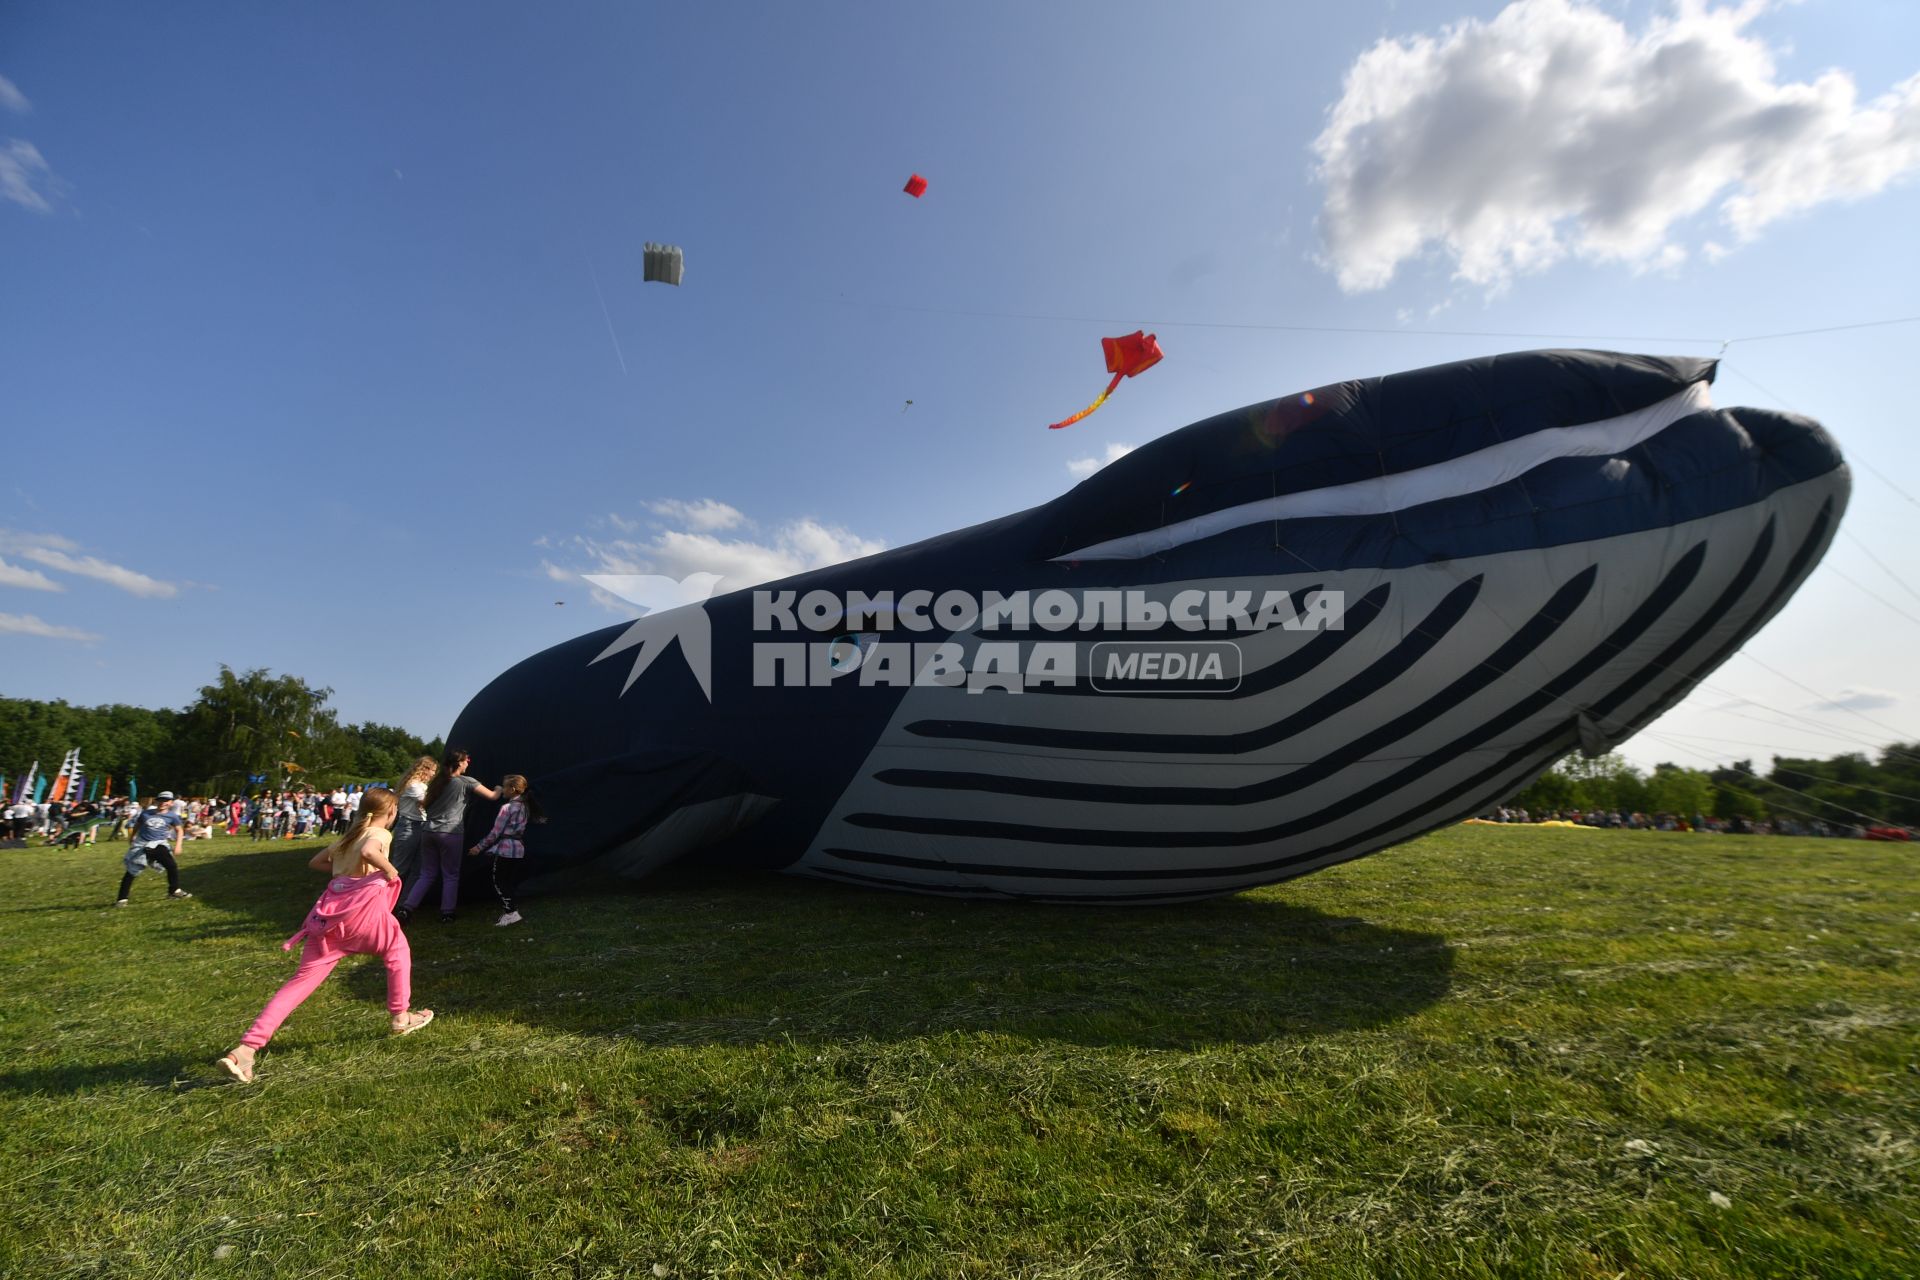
[397,750,498,923]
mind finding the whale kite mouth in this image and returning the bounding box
[1057,380,1714,561]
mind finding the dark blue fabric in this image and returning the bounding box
[1051,406,1843,578]
[1042,348,1717,558]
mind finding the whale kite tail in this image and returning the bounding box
[1049,331,1164,429]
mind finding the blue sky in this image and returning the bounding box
[4,0,1919,778]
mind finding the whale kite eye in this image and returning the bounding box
[828,633,879,673]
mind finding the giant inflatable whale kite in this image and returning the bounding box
[453,349,1847,902]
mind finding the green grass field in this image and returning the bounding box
[1,826,1914,1278]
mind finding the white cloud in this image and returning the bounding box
[0,612,100,643]
[1804,687,1898,713]
[645,498,747,532]
[547,504,887,615]
[0,138,58,213]
[1067,443,1137,479]
[0,530,178,597]
[0,75,29,115]
[19,548,177,598]
[0,556,61,591]
[1312,0,1920,293]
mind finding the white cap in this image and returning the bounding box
[157,791,175,801]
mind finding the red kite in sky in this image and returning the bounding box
[1048,331,1163,429]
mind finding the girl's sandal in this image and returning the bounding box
[390,1009,435,1037]
[217,1052,254,1084]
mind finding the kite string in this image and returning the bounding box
[585,248,628,376]
[830,295,1920,348]
[1629,734,1909,830]
[1840,529,1920,611]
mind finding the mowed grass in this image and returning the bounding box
[0,827,1914,1279]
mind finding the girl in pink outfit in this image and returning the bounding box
[219,789,433,1082]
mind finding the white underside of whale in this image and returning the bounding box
[792,458,1845,903]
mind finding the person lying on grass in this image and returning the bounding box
[219,788,433,1083]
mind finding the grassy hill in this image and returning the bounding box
[1,826,1914,1278]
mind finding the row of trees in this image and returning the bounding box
[8,667,1915,827]
[2,667,443,797]
[1508,745,1920,828]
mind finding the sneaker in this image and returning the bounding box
[169,889,193,899]
[394,906,413,923]
[495,910,522,927]
[439,912,457,924]
[113,899,129,908]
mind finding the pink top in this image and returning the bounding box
[283,873,405,954]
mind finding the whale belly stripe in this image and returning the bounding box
[821,503,1827,888]
[1591,497,1831,722]
[848,561,1607,847]
[867,565,1591,835]
[905,576,1479,753]
[1058,381,1714,561]
[880,541,1705,806]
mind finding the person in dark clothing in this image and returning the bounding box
[116,792,193,906]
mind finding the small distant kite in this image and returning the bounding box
[555,600,565,606]
[643,243,684,286]
[902,399,914,413]
[1048,331,1164,429]
[903,174,927,198]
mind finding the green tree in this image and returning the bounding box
[1509,752,1648,815]
[3,678,442,797]
[1709,760,1766,821]
[1508,761,1576,814]
[169,666,344,792]
[344,721,437,785]
[1645,762,1713,817]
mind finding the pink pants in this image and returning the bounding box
[240,875,412,1049]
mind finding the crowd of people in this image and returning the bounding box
[1475,805,1903,837]
[5,787,381,845]
[12,749,546,1083]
